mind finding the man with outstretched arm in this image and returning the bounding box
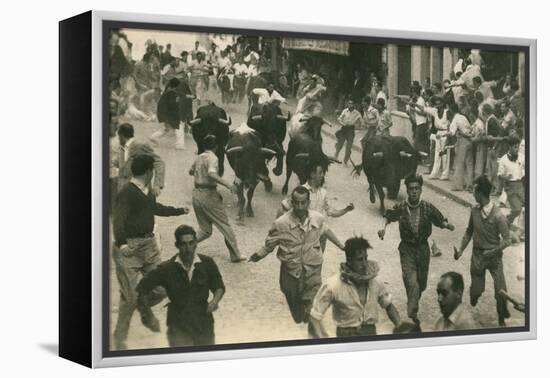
[249,186,345,331]
[377,174,455,327]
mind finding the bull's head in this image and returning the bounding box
[226,146,276,186]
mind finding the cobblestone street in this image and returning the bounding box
[109,87,526,351]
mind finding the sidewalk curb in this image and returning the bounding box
[320,128,474,209]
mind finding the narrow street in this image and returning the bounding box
[110,86,526,350]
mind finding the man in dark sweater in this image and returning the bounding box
[112,154,189,350]
[377,174,455,326]
[137,225,225,347]
[454,175,512,326]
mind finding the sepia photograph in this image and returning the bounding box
[106,22,529,355]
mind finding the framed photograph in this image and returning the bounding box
[59,10,536,368]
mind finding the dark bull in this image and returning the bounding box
[226,124,277,221]
[353,135,428,214]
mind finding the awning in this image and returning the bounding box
[282,38,349,56]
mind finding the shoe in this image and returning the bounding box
[428,175,438,180]
[439,176,449,181]
[231,256,247,263]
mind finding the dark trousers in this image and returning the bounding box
[167,325,215,347]
[336,324,377,337]
[470,248,510,321]
[399,240,430,320]
[413,123,430,157]
[279,265,322,324]
[334,126,355,164]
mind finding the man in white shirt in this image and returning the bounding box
[472,76,496,100]
[434,272,477,331]
[309,237,401,337]
[278,160,354,250]
[334,99,363,165]
[449,105,474,191]
[498,136,524,227]
[407,85,430,158]
[252,82,285,105]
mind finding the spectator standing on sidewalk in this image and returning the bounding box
[417,96,451,180]
[407,83,430,161]
[450,104,474,191]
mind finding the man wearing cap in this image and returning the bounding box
[189,135,246,263]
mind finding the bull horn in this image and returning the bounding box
[276,115,288,120]
[189,118,202,125]
[218,118,230,125]
[372,152,384,158]
[418,151,429,157]
[226,146,244,156]
[260,147,277,156]
[295,153,310,159]
[400,151,413,158]
[251,115,262,121]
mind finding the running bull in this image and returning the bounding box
[353,135,428,214]
[189,101,231,176]
[226,123,277,221]
[282,115,337,195]
[248,102,290,178]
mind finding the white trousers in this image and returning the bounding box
[430,133,450,179]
